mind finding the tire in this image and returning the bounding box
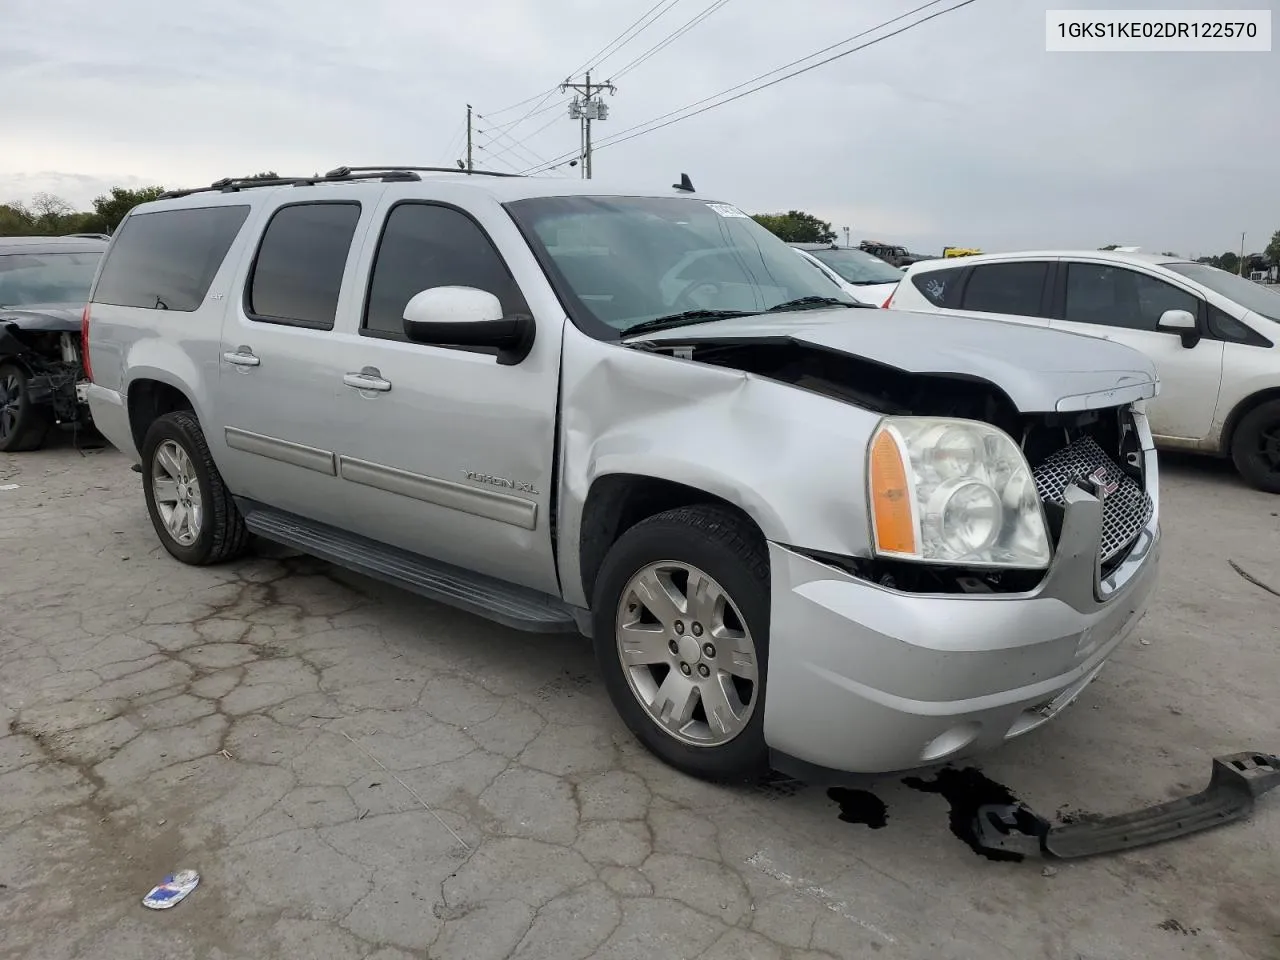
[141,410,250,565]
[591,504,771,783]
[0,362,52,452]
[1230,399,1280,494]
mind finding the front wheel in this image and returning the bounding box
[141,410,250,564]
[592,505,771,783]
[1230,399,1280,494]
[0,362,51,452]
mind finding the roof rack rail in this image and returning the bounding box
[324,165,524,179]
[158,164,525,200]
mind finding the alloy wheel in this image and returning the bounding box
[615,560,759,747]
[152,439,203,546]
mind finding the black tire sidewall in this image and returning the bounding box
[0,362,50,452]
[1231,400,1280,494]
[141,413,218,564]
[591,509,771,783]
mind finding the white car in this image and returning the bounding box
[790,243,902,306]
[890,250,1280,492]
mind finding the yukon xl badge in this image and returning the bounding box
[464,470,538,496]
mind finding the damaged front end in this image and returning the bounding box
[0,321,92,428]
[632,334,1158,598]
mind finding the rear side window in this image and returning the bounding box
[362,203,526,339]
[910,267,965,307]
[93,205,249,312]
[247,203,362,330]
[1208,305,1273,347]
[961,262,1048,316]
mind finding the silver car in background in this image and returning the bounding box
[83,167,1161,781]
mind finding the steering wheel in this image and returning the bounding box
[670,278,724,312]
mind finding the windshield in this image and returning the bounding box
[1163,261,1280,322]
[810,247,904,285]
[505,196,857,334]
[0,251,102,308]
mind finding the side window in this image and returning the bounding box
[92,205,249,311]
[363,203,527,340]
[910,267,965,307]
[247,203,362,330]
[1208,305,1273,347]
[1064,264,1199,331]
[961,262,1048,316]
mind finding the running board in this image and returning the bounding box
[240,505,578,634]
[972,751,1280,860]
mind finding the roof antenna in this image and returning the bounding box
[672,173,694,193]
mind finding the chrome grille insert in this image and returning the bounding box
[1032,436,1153,563]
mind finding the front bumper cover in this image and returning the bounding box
[972,751,1280,860]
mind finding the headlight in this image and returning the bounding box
[868,417,1051,569]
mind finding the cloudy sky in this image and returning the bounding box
[2,0,1275,256]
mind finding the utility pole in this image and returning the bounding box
[562,72,615,179]
[466,104,474,172]
[843,226,851,247]
[1239,231,1246,276]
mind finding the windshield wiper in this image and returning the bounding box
[622,309,754,337]
[765,296,862,313]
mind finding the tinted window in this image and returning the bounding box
[93,206,249,312]
[1064,263,1199,331]
[364,203,528,338]
[0,252,102,307]
[1208,304,1273,347]
[961,262,1047,315]
[910,267,965,307]
[248,203,361,329]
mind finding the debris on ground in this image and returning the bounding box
[1228,559,1280,599]
[141,869,200,910]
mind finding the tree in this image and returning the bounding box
[243,171,280,180]
[91,186,166,233]
[751,210,836,244]
[1097,244,1121,251]
[1217,251,1240,275]
[1265,230,1280,267]
[1159,251,1179,257]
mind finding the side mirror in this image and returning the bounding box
[402,286,535,366]
[1156,308,1200,348]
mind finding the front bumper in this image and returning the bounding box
[762,482,1161,777]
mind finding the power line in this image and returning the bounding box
[480,0,679,137]
[479,108,566,166]
[522,0,974,175]
[575,0,683,77]
[610,0,734,81]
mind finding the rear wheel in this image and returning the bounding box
[592,505,771,783]
[141,410,250,564]
[1230,399,1280,494]
[0,362,51,452]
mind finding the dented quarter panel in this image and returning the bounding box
[556,322,882,608]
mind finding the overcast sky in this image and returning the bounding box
[2,0,1275,256]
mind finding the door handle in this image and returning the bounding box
[343,367,392,392]
[223,348,260,367]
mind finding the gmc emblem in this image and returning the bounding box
[1088,466,1120,499]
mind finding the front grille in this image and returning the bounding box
[1032,435,1153,563]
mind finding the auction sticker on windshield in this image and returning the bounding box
[706,203,749,218]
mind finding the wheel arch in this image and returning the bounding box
[127,377,196,454]
[577,471,769,609]
[1221,387,1280,456]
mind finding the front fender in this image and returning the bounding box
[557,327,882,608]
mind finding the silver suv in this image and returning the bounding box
[83,167,1162,783]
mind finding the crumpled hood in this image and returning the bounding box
[0,303,83,333]
[628,306,1159,413]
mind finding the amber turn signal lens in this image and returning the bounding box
[869,427,917,556]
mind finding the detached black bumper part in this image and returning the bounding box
[973,751,1280,860]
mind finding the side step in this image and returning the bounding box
[972,751,1280,860]
[240,505,579,634]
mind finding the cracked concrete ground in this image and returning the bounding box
[1,441,1277,960]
